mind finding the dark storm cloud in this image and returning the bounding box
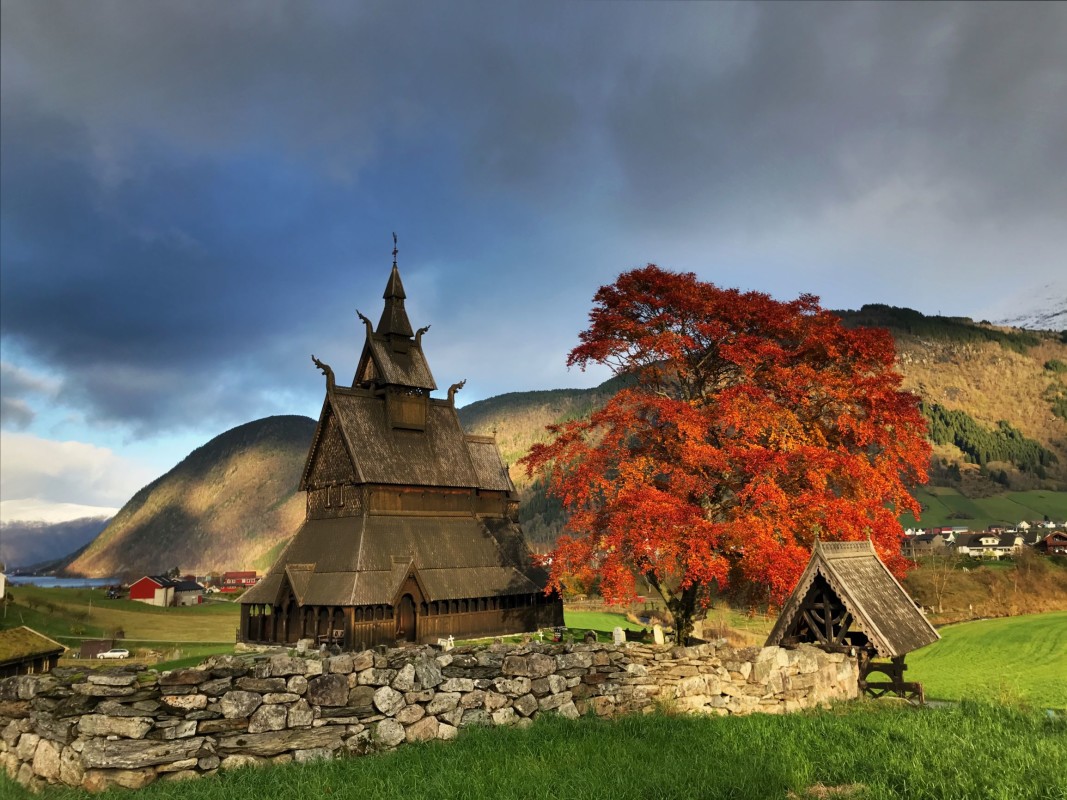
[1,1,1064,433]
[0,362,57,430]
[604,3,1067,231]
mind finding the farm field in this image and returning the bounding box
[0,585,240,659]
[5,702,1064,800]
[906,611,1067,709]
[900,487,1067,530]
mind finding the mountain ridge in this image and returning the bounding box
[59,308,1067,577]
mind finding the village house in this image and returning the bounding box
[953,532,1023,560]
[1042,531,1067,555]
[128,575,204,607]
[239,254,563,649]
[220,571,259,592]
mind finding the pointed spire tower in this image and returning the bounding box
[377,235,415,339]
[353,234,436,427]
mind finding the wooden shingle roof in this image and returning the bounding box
[241,515,546,607]
[766,540,939,658]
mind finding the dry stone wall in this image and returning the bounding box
[1,641,858,792]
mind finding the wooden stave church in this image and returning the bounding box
[239,258,563,649]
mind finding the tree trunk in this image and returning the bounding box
[646,574,700,645]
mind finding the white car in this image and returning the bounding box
[96,648,130,659]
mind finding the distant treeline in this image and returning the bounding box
[921,402,1057,476]
[835,304,1042,354]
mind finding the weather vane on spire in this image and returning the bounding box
[392,232,398,268]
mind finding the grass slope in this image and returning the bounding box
[906,611,1067,709]
[7,703,1064,800]
[0,586,239,655]
[901,487,1067,529]
[65,415,314,579]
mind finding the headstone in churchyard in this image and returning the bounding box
[584,630,597,644]
[612,626,626,645]
[653,624,665,645]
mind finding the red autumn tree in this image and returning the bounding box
[520,265,929,642]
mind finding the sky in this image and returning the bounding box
[2,1,1066,523]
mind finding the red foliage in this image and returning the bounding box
[520,266,929,621]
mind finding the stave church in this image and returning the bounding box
[239,246,563,649]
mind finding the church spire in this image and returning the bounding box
[377,233,414,338]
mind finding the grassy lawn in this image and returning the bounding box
[907,611,1067,709]
[901,487,1067,530]
[1,586,239,655]
[5,702,1064,800]
[564,610,646,633]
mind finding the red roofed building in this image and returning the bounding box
[221,571,259,592]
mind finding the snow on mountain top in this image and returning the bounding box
[985,281,1067,331]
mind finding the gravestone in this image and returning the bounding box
[612,627,626,645]
[583,630,598,644]
[652,625,665,645]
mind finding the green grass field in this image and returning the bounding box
[901,487,1067,530]
[907,611,1067,709]
[0,585,240,662]
[5,703,1064,800]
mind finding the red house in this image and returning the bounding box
[1043,531,1067,555]
[221,571,259,592]
[129,575,177,607]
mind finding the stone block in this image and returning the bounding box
[512,694,538,717]
[531,674,568,696]
[80,736,207,769]
[347,685,377,715]
[268,655,306,677]
[287,675,308,695]
[15,733,40,761]
[236,677,286,693]
[392,664,417,692]
[413,655,444,690]
[31,738,60,782]
[405,716,439,743]
[373,686,406,717]
[374,719,405,748]
[308,674,349,707]
[538,691,573,711]
[439,677,475,693]
[220,754,265,770]
[161,694,207,711]
[491,707,517,726]
[248,704,288,733]
[159,669,208,686]
[262,692,300,704]
[288,699,314,728]
[326,655,354,674]
[356,668,397,687]
[426,692,460,715]
[197,718,249,735]
[217,727,342,757]
[78,714,154,739]
[492,677,532,696]
[86,673,138,687]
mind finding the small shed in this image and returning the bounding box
[0,626,66,678]
[766,539,940,701]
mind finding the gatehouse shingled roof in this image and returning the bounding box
[766,540,939,658]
